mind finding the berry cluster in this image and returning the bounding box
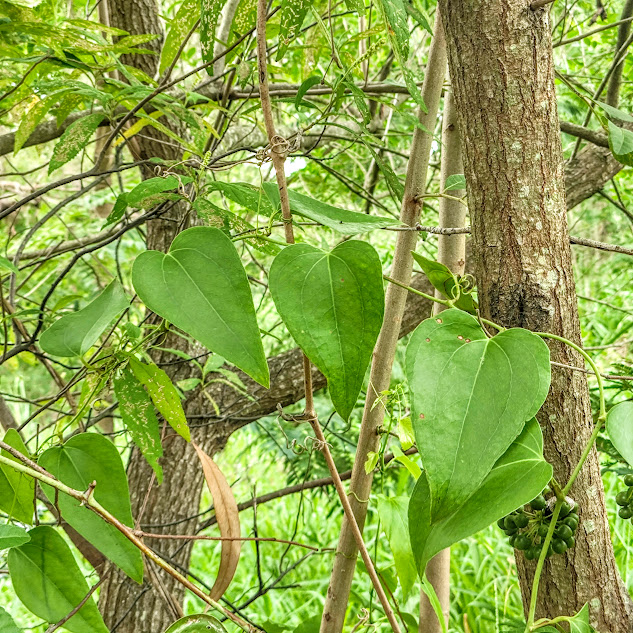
[615,474,633,519]
[497,492,578,560]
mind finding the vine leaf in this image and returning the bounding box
[114,366,164,482]
[164,613,228,633]
[39,278,129,358]
[411,252,477,313]
[132,227,269,388]
[269,241,384,420]
[0,524,30,550]
[38,434,144,583]
[262,182,402,234]
[8,526,109,633]
[376,496,417,598]
[408,419,552,571]
[0,429,35,524]
[0,607,20,633]
[193,443,241,600]
[128,357,191,442]
[606,401,633,467]
[48,112,105,174]
[406,309,550,521]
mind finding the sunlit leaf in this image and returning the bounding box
[0,524,30,550]
[48,112,105,174]
[164,614,228,633]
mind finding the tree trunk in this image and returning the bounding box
[438,1,633,630]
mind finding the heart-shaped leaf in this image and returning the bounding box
[8,526,109,633]
[269,241,384,420]
[132,227,269,387]
[408,418,552,571]
[606,400,633,466]
[0,429,35,524]
[39,434,144,583]
[40,279,129,358]
[406,309,550,521]
[164,614,228,633]
[0,524,30,550]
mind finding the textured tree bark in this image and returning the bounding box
[438,1,633,630]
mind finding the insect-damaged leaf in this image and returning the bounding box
[8,526,109,633]
[406,309,550,521]
[128,357,191,442]
[39,279,129,358]
[269,241,384,420]
[200,0,224,69]
[276,0,312,61]
[164,613,228,633]
[408,419,552,571]
[193,443,241,600]
[48,112,105,174]
[114,366,164,482]
[38,434,144,583]
[132,227,269,387]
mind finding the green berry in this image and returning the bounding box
[616,491,630,506]
[564,536,575,549]
[619,506,633,519]
[556,524,573,540]
[530,495,546,511]
[508,534,517,547]
[514,534,531,551]
[504,516,517,530]
[537,524,550,538]
[526,546,541,561]
[497,518,507,529]
[514,513,529,528]
[552,539,567,555]
[625,474,633,486]
[567,512,579,523]
[563,517,578,531]
[559,501,572,517]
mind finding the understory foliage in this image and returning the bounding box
[0,0,632,632]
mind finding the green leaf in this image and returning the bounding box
[159,0,200,75]
[269,241,384,420]
[200,0,224,68]
[566,604,595,633]
[127,175,192,209]
[114,367,164,483]
[39,279,129,357]
[8,526,109,633]
[377,0,409,60]
[14,95,58,153]
[0,255,19,274]
[406,309,550,521]
[408,419,552,571]
[0,607,20,633]
[0,429,35,524]
[411,252,477,313]
[48,112,105,174]
[132,227,269,387]
[128,357,191,442]
[207,181,276,217]
[295,76,323,108]
[262,182,401,234]
[276,0,312,61]
[443,174,466,192]
[595,101,633,123]
[38,434,144,583]
[607,120,633,166]
[164,614,228,633]
[376,496,417,598]
[344,0,365,12]
[0,524,30,550]
[606,401,633,467]
[102,193,128,228]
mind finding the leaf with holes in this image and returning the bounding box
[269,241,384,420]
[276,0,312,60]
[406,309,550,521]
[164,613,228,633]
[408,418,552,571]
[39,434,144,583]
[193,443,241,600]
[160,0,200,74]
[48,112,105,174]
[8,526,109,633]
[0,430,35,524]
[128,357,191,442]
[39,279,129,357]
[200,0,224,68]
[132,227,269,387]
[114,366,163,482]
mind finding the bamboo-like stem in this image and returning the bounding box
[256,2,401,631]
[419,85,463,633]
[320,13,448,633]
